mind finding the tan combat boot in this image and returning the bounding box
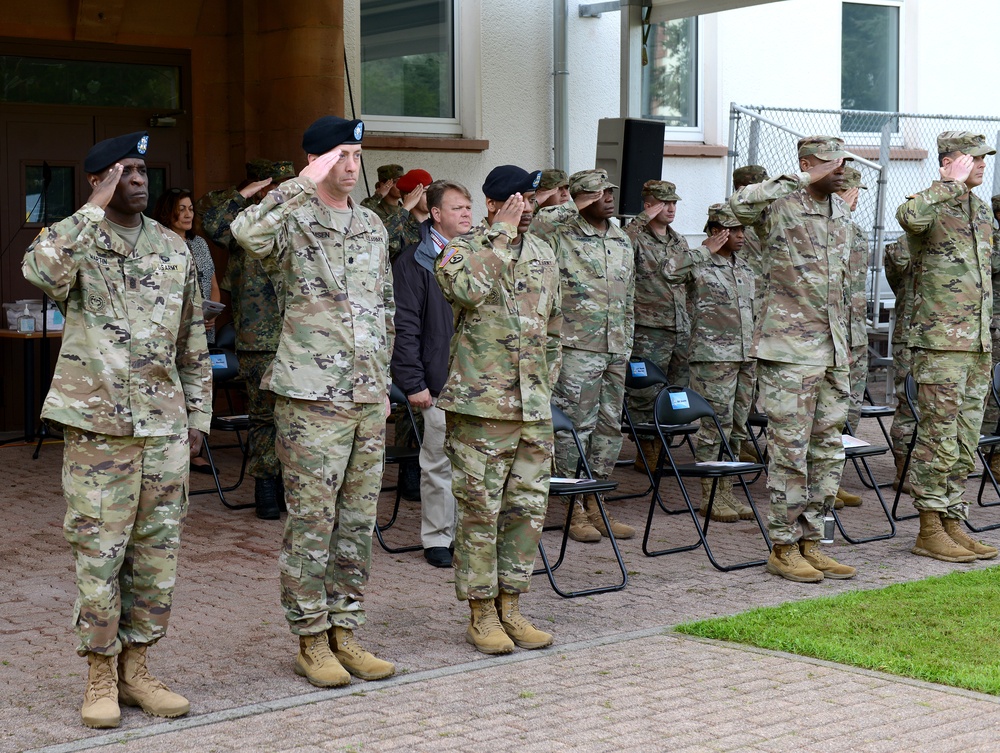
[295,633,351,687]
[117,645,190,718]
[719,478,754,520]
[496,592,553,649]
[765,542,824,583]
[836,487,863,507]
[329,626,395,680]
[467,598,515,655]
[912,510,977,563]
[634,438,659,474]
[568,500,601,542]
[941,518,999,560]
[585,497,635,539]
[81,653,120,729]
[698,479,739,523]
[740,444,760,464]
[799,540,856,579]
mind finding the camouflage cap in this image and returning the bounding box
[568,169,618,196]
[732,164,768,188]
[377,164,405,182]
[797,135,852,162]
[641,180,681,202]
[841,166,868,190]
[538,169,569,190]
[245,158,295,182]
[702,202,743,233]
[992,194,1000,216]
[937,131,996,157]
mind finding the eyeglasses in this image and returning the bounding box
[167,187,192,195]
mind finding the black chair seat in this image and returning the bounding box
[747,413,768,427]
[550,479,617,496]
[845,443,890,460]
[673,461,765,478]
[859,405,894,418]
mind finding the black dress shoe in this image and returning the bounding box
[190,460,213,475]
[424,547,453,568]
[255,477,282,520]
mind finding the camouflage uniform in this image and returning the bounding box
[23,204,212,656]
[197,158,295,483]
[360,165,404,224]
[982,210,1000,435]
[434,222,562,601]
[384,209,423,262]
[895,131,994,521]
[732,165,769,286]
[730,138,853,545]
[623,180,690,417]
[230,176,394,633]
[843,167,871,429]
[663,204,757,463]
[884,238,916,461]
[531,171,635,481]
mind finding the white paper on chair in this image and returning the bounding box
[549,477,593,484]
[842,435,870,448]
[695,461,756,468]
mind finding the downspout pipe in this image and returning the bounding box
[553,0,569,170]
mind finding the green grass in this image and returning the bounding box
[676,566,1000,695]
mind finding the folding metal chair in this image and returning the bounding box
[833,423,896,544]
[190,348,252,510]
[534,404,628,598]
[891,372,1000,533]
[975,362,1000,508]
[642,386,771,571]
[375,384,423,553]
[852,387,895,489]
[613,357,698,508]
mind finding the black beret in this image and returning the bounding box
[302,116,364,154]
[84,131,149,174]
[482,165,542,201]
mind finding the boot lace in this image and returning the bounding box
[126,647,169,692]
[475,600,505,634]
[88,657,117,697]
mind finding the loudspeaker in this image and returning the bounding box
[595,117,665,216]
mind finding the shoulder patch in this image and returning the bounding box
[439,247,459,267]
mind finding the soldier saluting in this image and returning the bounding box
[23,131,212,728]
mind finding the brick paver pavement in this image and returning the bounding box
[3,400,1000,753]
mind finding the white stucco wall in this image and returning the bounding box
[342,0,1000,236]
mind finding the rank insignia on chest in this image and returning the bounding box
[485,287,502,305]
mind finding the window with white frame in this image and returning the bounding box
[360,0,459,135]
[841,1,900,133]
[641,16,699,133]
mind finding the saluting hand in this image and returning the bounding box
[573,190,602,210]
[402,183,425,211]
[495,193,526,227]
[87,164,123,209]
[644,200,667,219]
[300,148,342,184]
[239,178,273,199]
[940,153,974,184]
[704,229,729,253]
[533,187,558,207]
[376,179,396,199]
[805,158,843,184]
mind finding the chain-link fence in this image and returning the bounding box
[727,104,1000,333]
